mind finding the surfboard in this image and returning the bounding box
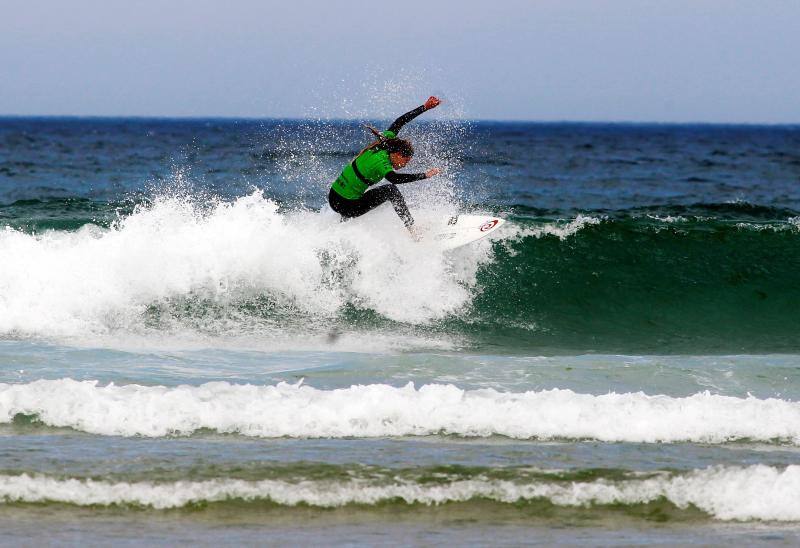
[418,214,505,250]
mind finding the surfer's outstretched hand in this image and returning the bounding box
[426,168,441,178]
[424,96,441,110]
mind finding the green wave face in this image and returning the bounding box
[0,197,134,231]
[462,214,800,354]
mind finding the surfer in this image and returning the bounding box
[328,96,442,236]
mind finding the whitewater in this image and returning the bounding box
[2,379,800,443]
[1,465,799,522]
[0,191,501,340]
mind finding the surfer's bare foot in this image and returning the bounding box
[408,225,423,242]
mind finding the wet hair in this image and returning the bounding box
[383,137,414,157]
[360,125,414,158]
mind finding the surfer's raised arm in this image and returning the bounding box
[382,97,441,183]
[387,96,441,135]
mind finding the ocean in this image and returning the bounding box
[1,116,800,545]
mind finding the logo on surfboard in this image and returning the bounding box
[479,219,499,232]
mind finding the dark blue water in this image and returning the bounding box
[3,118,799,209]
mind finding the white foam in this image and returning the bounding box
[0,192,496,345]
[505,214,602,243]
[2,379,799,442]
[646,214,688,223]
[734,220,800,232]
[1,465,799,521]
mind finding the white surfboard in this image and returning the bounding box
[419,214,505,250]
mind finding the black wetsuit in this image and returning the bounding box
[328,105,430,227]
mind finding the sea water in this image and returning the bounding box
[1,117,800,544]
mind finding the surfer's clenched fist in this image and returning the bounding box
[424,96,441,110]
[426,168,441,178]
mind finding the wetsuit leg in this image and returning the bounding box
[329,186,414,227]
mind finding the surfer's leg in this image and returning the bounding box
[364,184,414,227]
[330,186,414,227]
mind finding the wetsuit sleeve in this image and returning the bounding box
[387,105,427,135]
[385,171,427,184]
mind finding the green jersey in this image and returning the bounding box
[331,130,397,200]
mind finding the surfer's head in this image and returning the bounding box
[385,138,414,168]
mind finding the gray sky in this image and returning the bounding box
[2,0,798,122]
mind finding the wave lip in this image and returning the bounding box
[2,379,800,443]
[0,465,798,521]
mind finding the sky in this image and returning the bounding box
[1,0,799,122]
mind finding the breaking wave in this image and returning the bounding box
[1,465,799,522]
[2,192,800,353]
[3,379,800,443]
